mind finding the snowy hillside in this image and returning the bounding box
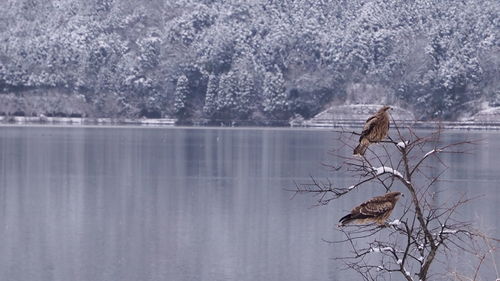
[469,107,500,122]
[0,0,498,123]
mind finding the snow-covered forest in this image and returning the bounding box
[0,0,498,123]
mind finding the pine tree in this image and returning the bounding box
[174,75,189,118]
[262,70,288,119]
[138,36,161,69]
[217,71,237,119]
[203,74,218,118]
[235,70,254,119]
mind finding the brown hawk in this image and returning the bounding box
[338,191,402,226]
[353,106,391,156]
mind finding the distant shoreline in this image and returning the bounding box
[2,116,500,131]
[302,119,500,130]
[0,116,176,127]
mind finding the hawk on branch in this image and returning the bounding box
[338,191,402,226]
[353,106,391,156]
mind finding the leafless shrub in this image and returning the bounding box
[290,120,499,281]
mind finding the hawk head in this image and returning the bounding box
[387,191,403,202]
[381,105,392,112]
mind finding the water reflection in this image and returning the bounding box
[0,127,498,281]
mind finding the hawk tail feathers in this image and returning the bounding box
[353,143,368,156]
[339,214,354,226]
[339,213,373,226]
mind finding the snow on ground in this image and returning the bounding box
[468,106,500,122]
[310,104,415,123]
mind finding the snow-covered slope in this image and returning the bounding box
[310,104,414,121]
[304,104,415,127]
[468,107,500,122]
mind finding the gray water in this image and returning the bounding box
[0,126,498,281]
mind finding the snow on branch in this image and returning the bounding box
[371,166,404,178]
[436,226,459,236]
[388,219,401,226]
[423,148,442,159]
[403,268,413,281]
[397,141,409,149]
[369,246,394,253]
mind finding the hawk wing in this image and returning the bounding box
[356,199,393,218]
[359,115,379,142]
[339,192,400,226]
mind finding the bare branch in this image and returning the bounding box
[289,119,499,281]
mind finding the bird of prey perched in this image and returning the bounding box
[353,105,392,156]
[338,191,402,226]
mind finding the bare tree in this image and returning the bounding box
[291,120,499,281]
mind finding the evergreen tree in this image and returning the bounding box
[0,0,497,121]
[138,35,161,69]
[262,70,288,119]
[235,70,254,119]
[174,75,189,118]
[203,74,218,118]
[217,71,237,119]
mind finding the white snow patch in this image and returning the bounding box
[388,219,401,226]
[370,246,393,253]
[372,166,404,178]
[423,149,435,158]
[434,227,458,236]
[347,185,355,190]
[396,259,403,265]
[397,141,409,148]
[418,256,424,262]
[424,148,442,158]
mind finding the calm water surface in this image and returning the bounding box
[0,126,498,281]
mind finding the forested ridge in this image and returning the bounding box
[0,0,498,124]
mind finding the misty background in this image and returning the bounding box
[0,0,498,124]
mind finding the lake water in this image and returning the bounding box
[0,126,498,281]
